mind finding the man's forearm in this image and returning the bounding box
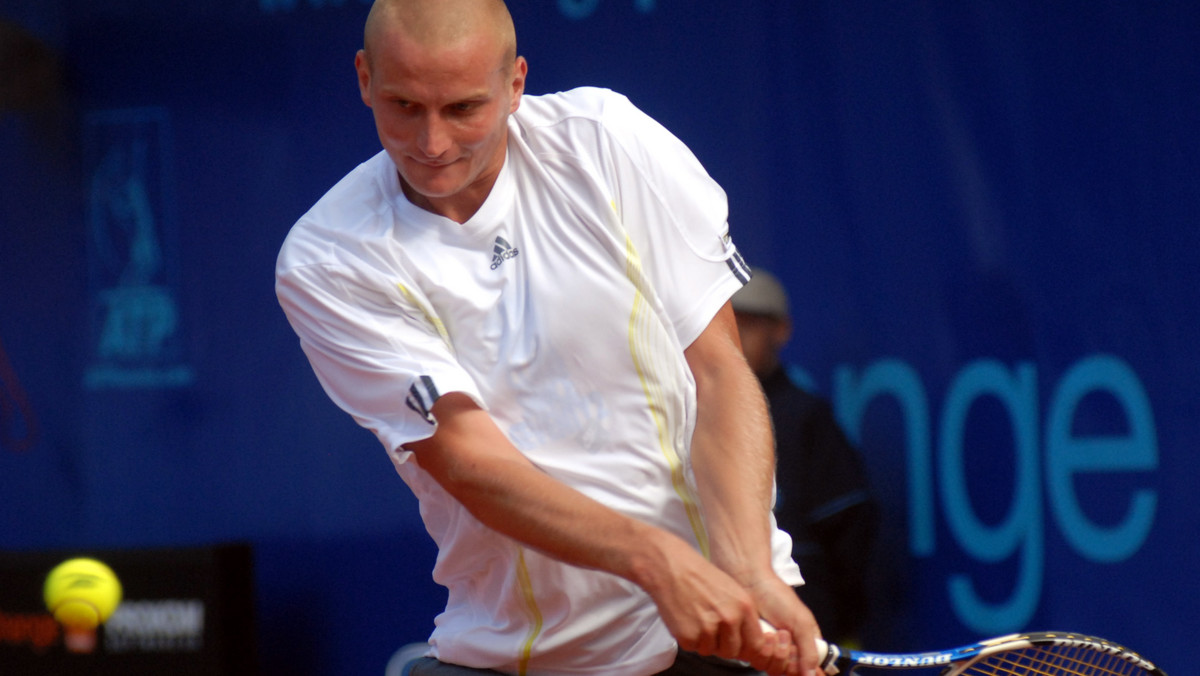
[690,363,778,580]
[684,304,779,583]
[407,393,678,581]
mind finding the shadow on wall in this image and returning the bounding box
[0,18,76,162]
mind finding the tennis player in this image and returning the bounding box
[275,1,821,674]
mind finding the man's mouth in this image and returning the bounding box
[409,155,456,168]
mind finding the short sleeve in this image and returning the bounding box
[275,257,484,462]
[595,92,749,347]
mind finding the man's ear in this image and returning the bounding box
[509,56,528,113]
[355,50,373,108]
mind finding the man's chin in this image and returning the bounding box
[398,171,464,202]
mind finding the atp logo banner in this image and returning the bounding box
[84,108,193,390]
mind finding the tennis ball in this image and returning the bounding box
[43,558,123,630]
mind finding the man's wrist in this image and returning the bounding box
[709,543,777,588]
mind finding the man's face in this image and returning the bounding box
[356,29,525,218]
[734,312,790,378]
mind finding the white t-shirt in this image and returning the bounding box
[276,87,802,676]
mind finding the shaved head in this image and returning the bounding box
[363,0,517,72]
[354,0,527,222]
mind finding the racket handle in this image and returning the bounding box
[814,637,829,659]
[814,638,841,675]
[758,620,838,674]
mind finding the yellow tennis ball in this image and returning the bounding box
[43,558,123,630]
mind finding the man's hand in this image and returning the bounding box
[635,533,758,657]
[749,576,822,676]
[632,532,813,675]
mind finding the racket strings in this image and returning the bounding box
[963,644,1150,676]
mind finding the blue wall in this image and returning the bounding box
[2,1,1195,674]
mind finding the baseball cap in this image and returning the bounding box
[731,267,789,319]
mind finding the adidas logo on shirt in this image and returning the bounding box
[490,236,519,270]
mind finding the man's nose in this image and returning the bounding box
[416,114,452,158]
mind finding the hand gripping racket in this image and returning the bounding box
[811,631,1168,676]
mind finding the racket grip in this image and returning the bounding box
[758,620,838,674]
[814,638,841,675]
[814,637,829,659]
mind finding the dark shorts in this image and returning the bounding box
[407,651,764,676]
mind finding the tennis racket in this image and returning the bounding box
[811,631,1168,675]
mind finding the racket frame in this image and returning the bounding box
[816,631,1167,676]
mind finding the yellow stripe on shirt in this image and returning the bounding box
[623,234,711,558]
[515,547,544,675]
[396,282,452,351]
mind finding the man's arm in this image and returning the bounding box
[685,301,822,675]
[404,392,793,671]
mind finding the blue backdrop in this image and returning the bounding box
[2,1,1195,674]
